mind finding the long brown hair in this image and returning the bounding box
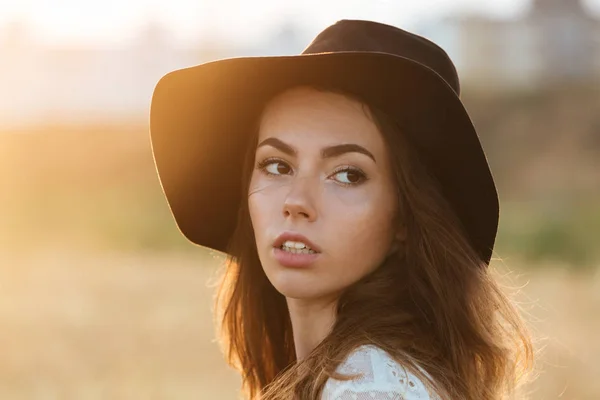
[213,86,533,400]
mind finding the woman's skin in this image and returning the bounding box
[248,87,406,360]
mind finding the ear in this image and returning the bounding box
[387,224,407,256]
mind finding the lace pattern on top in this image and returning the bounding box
[321,345,438,400]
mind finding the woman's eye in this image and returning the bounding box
[333,169,366,185]
[260,159,292,176]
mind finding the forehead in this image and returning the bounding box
[258,87,385,148]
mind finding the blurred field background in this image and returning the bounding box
[1,0,600,399]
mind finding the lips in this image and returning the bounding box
[273,232,322,253]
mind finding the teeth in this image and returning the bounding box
[281,247,316,254]
[280,240,317,254]
[283,240,309,250]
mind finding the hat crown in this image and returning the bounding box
[303,20,460,95]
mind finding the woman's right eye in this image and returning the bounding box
[257,158,292,176]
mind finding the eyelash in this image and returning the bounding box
[256,157,368,186]
[255,157,282,176]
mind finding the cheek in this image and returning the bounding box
[247,174,286,245]
[324,183,396,227]
[248,194,268,247]
[323,185,396,268]
[337,207,394,255]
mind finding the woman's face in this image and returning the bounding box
[248,87,400,301]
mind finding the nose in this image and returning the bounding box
[282,175,318,222]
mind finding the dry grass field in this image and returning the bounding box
[0,249,240,399]
[0,247,598,400]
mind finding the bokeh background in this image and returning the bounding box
[1,0,599,398]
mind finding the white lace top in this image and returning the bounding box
[321,345,438,400]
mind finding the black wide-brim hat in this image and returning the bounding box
[149,19,499,264]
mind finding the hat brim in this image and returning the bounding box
[149,51,499,264]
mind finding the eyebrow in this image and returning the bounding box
[256,137,377,163]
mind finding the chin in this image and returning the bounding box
[267,268,331,300]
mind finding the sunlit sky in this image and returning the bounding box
[0,0,588,46]
[1,0,600,46]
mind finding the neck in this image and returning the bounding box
[286,294,339,361]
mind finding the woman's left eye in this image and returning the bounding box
[332,168,367,185]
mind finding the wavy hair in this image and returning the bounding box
[213,86,533,400]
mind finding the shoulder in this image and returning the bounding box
[321,344,437,400]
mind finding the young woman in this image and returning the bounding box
[150,20,533,400]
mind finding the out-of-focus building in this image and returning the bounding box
[420,0,600,89]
